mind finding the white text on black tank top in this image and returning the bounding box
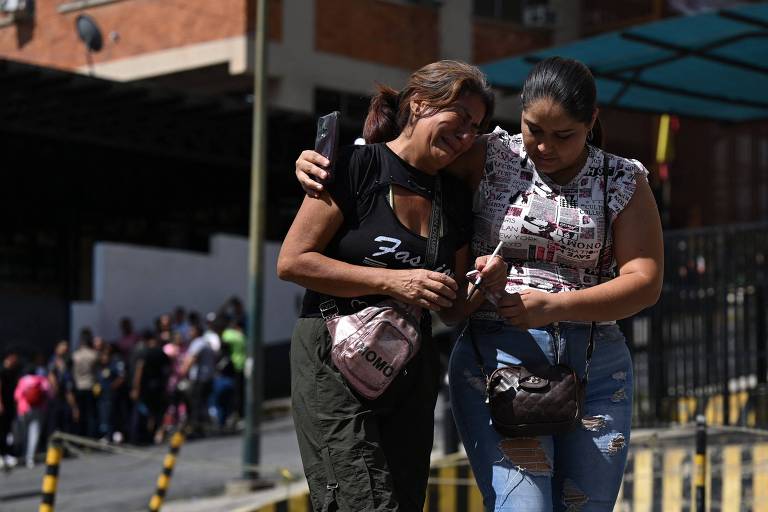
[370,236,453,276]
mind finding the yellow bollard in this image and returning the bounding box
[39,437,63,512]
[148,431,185,512]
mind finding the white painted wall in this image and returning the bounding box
[70,234,304,346]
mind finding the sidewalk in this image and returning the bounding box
[155,394,458,512]
[159,480,310,512]
[156,421,768,512]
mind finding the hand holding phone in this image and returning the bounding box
[314,111,340,184]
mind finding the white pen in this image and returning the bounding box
[467,240,505,301]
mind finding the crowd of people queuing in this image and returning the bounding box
[0,297,247,469]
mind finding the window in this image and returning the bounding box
[0,0,33,24]
[473,0,551,25]
[378,0,442,7]
[474,0,522,22]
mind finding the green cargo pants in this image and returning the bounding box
[290,317,441,512]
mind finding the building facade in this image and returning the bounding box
[2,0,766,355]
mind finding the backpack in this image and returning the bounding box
[23,376,46,407]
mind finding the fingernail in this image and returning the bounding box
[321,172,328,179]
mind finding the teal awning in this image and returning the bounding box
[481,2,768,122]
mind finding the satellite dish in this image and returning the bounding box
[76,14,103,52]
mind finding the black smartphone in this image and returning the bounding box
[314,111,340,184]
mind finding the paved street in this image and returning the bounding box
[0,414,303,512]
[0,395,455,512]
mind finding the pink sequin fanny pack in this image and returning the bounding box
[321,299,422,399]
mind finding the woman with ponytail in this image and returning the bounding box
[278,60,506,511]
[296,56,663,511]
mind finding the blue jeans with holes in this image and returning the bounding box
[449,320,633,512]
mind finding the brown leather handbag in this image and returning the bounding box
[466,157,612,438]
[481,348,586,437]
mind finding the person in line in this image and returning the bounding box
[278,60,506,511]
[220,317,246,418]
[14,367,51,468]
[130,333,170,444]
[180,323,215,437]
[72,328,99,438]
[95,343,125,442]
[161,331,188,438]
[296,56,663,511]
[0,349,21,468]
[47,340,79,438]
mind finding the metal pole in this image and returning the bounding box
[243,0,268,481]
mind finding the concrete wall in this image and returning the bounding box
[70,233,304,345]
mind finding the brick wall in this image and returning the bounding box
[0,0,282,71]
[315,0,438,71]
[472,18,551,64]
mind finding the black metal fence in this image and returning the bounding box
[627,223,768,428]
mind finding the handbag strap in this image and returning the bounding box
[466,154,612,383]
[424,176,442,269]
[465,318,489,381]
[320,172,442,320]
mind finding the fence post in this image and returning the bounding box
[694,415,707,512]
[148,431,185,512]
[38,435,63,512]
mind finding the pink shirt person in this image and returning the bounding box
[14,375,51,417]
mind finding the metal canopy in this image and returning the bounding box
[481,2,768,122]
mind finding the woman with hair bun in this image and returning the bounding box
[296,56,663,511]
[278,60,507,511]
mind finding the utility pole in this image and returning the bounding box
[243,0,268,481]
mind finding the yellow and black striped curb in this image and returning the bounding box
[243,444,768,512]
[618,442,768,512]
[148,431,185,512]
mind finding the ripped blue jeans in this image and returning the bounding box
[449,320,632,512]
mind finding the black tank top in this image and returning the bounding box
[300,143,472,317]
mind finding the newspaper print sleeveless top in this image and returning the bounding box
[471,127,649,321]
